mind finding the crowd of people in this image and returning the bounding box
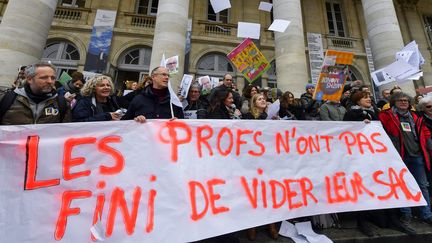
[1,62,432,242]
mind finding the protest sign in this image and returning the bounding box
[0,120,425,242]
[313,50,354,102]
[58,72,72,86]
[179,74,194,98]
[227,38,270,83]
[198,76,212,95]
[166,55,179,75]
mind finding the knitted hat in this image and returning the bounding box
[305,84,315,90]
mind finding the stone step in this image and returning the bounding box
[197,218,432,243]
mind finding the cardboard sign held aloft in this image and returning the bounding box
[313,50,354,102]
[227,38,270,83]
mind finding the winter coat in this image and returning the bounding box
[122,85,184,120]
[72,96,120,122]
[300,93,321,120]
[242,112,267,120]
[207,105,231,119]
[379,109,431,170]
[184,97,208,119]
[320,101,346,121]
[343,106,378,121]
[0,87,71,125]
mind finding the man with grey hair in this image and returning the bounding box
[0,62,70,125]
[122,66,184,122]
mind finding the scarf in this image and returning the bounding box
[24,84,55,104]
[350,105,375,120]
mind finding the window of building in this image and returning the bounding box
[326,1,346,37]
[208,0,229,23]
[42,41,80,78]
[116,46,152,91]
[59,0,86,8]
[197,53,234,78]
[424,15,432,47]
[118,47,152,71]
[136,0,159,15]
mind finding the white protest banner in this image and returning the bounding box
[0,120,426,242]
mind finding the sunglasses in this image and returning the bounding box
[426,105,432,108]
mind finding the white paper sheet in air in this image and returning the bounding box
[268,19,291,33]
[210,0,231,13]
[258,2,273,12]
[237,22,261,39]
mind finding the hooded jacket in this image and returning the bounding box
[0,87,70,125]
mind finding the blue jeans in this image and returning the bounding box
[400,155,432,220]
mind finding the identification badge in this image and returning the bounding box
[45,107,59,116]
[401,122,412,132]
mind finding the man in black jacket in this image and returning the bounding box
[122,66,184,122]
[208,73,241,108]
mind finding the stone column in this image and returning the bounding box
[149,0,190,89]
[273,0,308,97]
[361,0,415,94]
[398,1,432,87]
[0,0,58,87]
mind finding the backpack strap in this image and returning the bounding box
[0,90,18,123]
[56,93,68,122]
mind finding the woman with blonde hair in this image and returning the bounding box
[72,75,122,122]
[242,93,268,120]
[242,93,279,240]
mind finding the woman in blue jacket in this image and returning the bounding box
[72,75,122,122]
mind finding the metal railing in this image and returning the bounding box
[197,20,236,37]
[54,6,89,22]
[124,13,156,29]
[326,35,362,50]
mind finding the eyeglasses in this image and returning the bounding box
[426,105,432,108]
[154,73,170,77]
[225,79,232,81]
[396,99,409,103]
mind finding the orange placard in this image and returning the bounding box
[313,50,354,102]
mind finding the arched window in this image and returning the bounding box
[42,41,80,77]
[116,46,152,90]
[267,60,277,88]
[118,46,152,72]
[197,53,234,79]
[347,66,362,82]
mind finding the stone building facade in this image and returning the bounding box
[0,0,432,97]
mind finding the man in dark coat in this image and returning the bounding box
[122,66,184,121]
